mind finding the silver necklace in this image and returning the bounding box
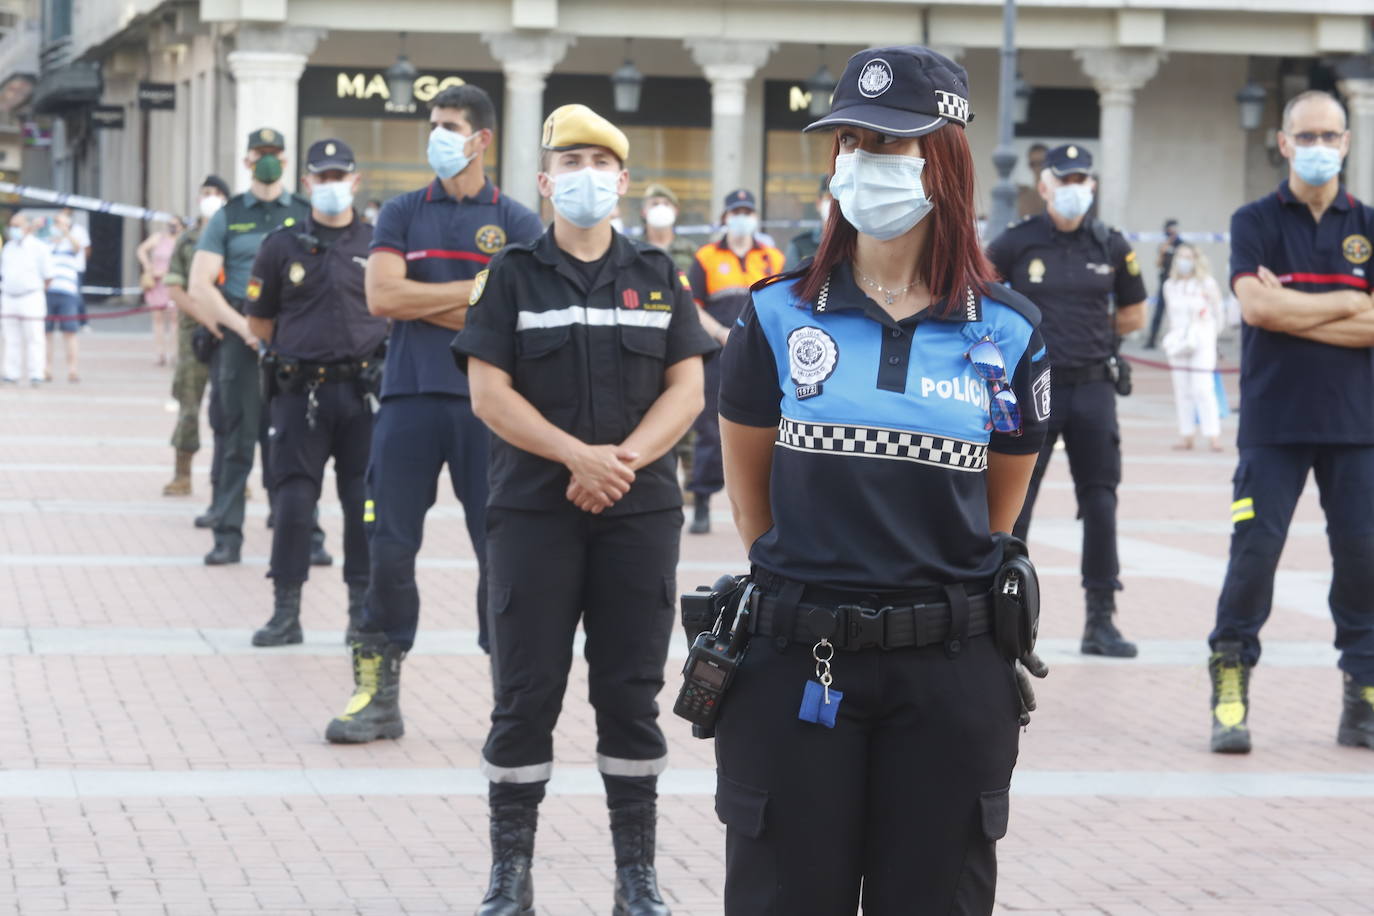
[857,270,919,307]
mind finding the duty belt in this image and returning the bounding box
[1053,361,1112,386]
[280,360,368,384]
[749,589,993,651]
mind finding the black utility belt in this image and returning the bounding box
[749,590,992,652]
[1054,361,1112,386]
[277,360,369,384]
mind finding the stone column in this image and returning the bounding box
[686,40,777,211]
[1074,48,1163,228]
[1337,65,1374,205]
[226,25,325,193]
[482,32,574,210]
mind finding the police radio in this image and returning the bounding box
[674,578,754,735]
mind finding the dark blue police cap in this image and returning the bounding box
[306,138,356,173]
[805,45,971,137]
[723,189,757,211]
[1045,143,1093,177]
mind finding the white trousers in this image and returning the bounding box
[1169,346,1220,438]
[1,291,47,382]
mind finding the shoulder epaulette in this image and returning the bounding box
[984,282,1043,327]
[751,262,809,293]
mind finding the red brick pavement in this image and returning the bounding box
[0,334,1371,914]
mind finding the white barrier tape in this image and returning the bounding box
[0,182,176,223]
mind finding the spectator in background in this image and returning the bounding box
[138,216,184,366]
[640,182,698,273]
[1146,218,1182,348]
[783,175,831,269]
[1161,242,1223,451]
[56,207,92,329]
[2,212,53,386]
[1016,143,1049,218]
[363,199,382,224]
[44,209,87,382]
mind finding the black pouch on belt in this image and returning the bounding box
[992,535,1040,660]
[190,326,220,364]
[680,574,747,643]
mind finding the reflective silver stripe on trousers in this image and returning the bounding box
[480,756,554,784]
[516,306,673,331]
[597,753,670,778]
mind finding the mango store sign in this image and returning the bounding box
[335,72,466,104]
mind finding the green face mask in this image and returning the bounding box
[253,153,283,184]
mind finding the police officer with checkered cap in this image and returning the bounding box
[986,141,1150,658]
[710,45,1051,913]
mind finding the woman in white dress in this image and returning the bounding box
[1161,243,1223,451]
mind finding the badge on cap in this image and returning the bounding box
[262,128,276,143]
[857,59,894,98]
[1067,146,1079,159]
[324,142,336,156]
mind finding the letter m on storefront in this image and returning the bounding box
[337,73,390,99]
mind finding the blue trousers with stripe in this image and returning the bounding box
[1211,444,1374,682]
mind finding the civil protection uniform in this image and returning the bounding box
[245,151,388,647]
[686,214,784,509]
[354,175,541,659]
[1209,179,1374,752]
[986,151,1147,656]
[716,261,1049,915]
[197,147,311,560]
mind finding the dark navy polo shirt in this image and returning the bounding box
[453,228,716,516]
[986,214,1147,369]
[720,263,1050,591]
[370,178,543,399]
[1230,182,1374,447]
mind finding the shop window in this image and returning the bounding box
[762,80,834,247]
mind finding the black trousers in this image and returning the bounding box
[1211,444,1374,682]
[266,382,372,586]
[713,584,1020,915]
[1013,378,1122,593]
[689,351,723,498]
[360,394,491,651]
[482,506,679,809]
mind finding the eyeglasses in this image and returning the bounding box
[1287,130,1345,148]
[966,337,1022,436]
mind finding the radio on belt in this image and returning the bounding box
[673,580,754,732]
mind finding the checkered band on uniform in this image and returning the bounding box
[935,90,970,125]
[777,419,988,471]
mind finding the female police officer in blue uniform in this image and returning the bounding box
[713,47,1050,915]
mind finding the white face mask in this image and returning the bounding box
[550,167,621,228]
[363,207,380,223]
[829,149,933,241]
[199,196,224,220]
[1051,184,1094,221]
[644,203,676,229]
[818,199,832,223]
[610,217,626,233]
[1174,256,1195,276]
[725,213,758,238]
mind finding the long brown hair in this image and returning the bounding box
[795,124,995,317]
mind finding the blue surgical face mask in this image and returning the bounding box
[1291,144,1343,187]
[6,226,23,242]
[550,167,621,228]
[428,128,473,180]
[725,213,758,238]
[829,149,933,241]
[311,180,354,216]
[1052,184,1094,221]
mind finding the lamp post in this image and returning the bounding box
[611,40,644,113]
[384,36,418,114]
[1236,81,1266,131]
[806,46,837,118]
[986,0,1020,236]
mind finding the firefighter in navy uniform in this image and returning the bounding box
[986,144,1148,658]
[244,139,388,647]
[453,104,714,916]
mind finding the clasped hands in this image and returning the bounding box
[565,443,640,514]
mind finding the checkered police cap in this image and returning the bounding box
[805,45,972,138]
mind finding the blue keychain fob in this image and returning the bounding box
[798,679,842,728]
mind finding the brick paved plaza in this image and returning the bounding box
[1,325,1372,915]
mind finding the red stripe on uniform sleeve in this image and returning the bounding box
[404,249,492,264]
[1277,272,1370,290]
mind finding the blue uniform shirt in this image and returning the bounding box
[1230,181,1374,446]
[720,262,1050,591]
[370,178,543,399]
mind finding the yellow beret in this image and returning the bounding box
[541,104,629,162]
[641,183,679,208]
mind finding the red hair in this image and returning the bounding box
[795,124,995,317]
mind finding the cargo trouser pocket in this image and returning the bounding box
[715,773,768,839]
[951,785,1010,915]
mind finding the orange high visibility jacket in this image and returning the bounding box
[687,238,785,327]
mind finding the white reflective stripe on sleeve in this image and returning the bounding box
[480,756,554,784]
[516,306,672,331]
[597,753,669,778]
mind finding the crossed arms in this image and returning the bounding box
[1236,266,1374,348]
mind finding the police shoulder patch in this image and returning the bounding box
[1032,367,1051,422]
[246,278,263,301]
[469,269,489,306]
[1124,250,1141,276]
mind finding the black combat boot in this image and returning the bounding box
[252,582,304,647]
[345,583,367,644]
[1209,640,1252,754]
[194,508,219,529]
[325,633,405,743]
[611,803,670,916]
[688,495,710,535]
[203,539,240,566]
[475,805,537,916]
[1337,673,1374,750]
[310,529,333,567]
[1080,589,1137,658]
